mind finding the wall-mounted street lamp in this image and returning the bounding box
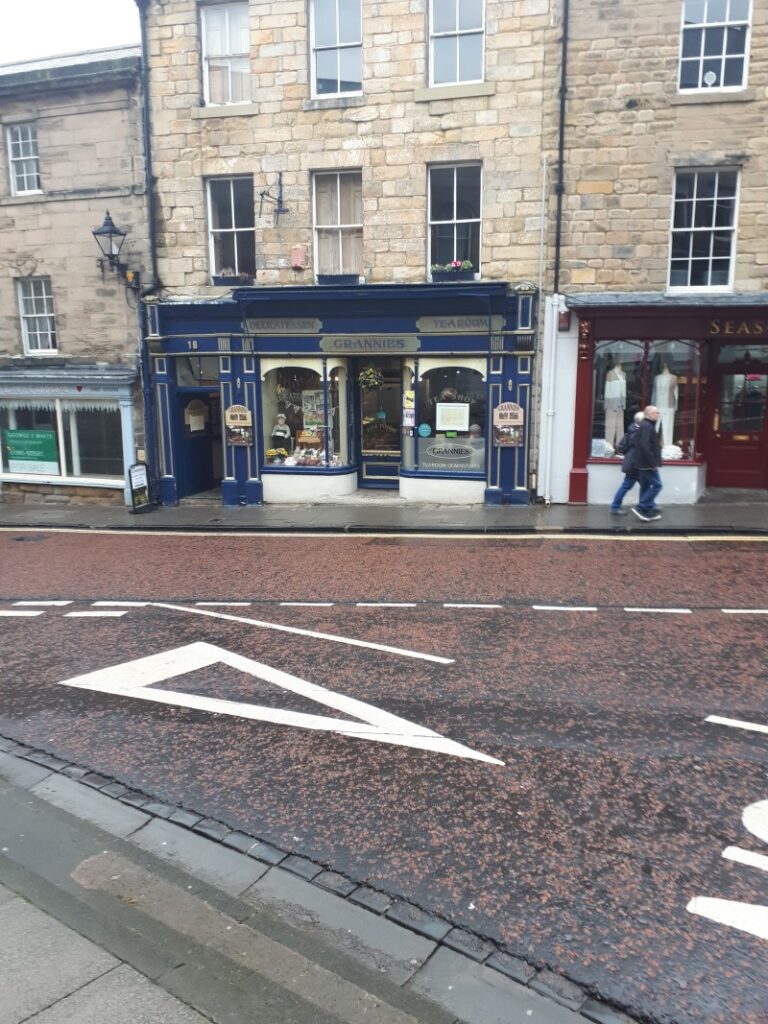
[92,210,140,290]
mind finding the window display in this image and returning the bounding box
[261,362,349,468]
[407,364,486,474]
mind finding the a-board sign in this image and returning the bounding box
[128,462,153,513]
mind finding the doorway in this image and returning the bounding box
[176,392,223,498]
[706,348,768,488]
[355,358,402,488]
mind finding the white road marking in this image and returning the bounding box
[93,601,149,607]
[152,602,454,664]
[13,600,72,606]
[624,607,692,614]
[65,611,128,618]
[723,846,768,874]
[705,715,768,736]
[356,602,417,608]
[532,605,597,612]
[0,610,44,617]
[280,602,335,607]
[687,897,768,943]
[722,608,768,615]
[443,603,502,609]
[58,641,501,765]
[195,601,252,607]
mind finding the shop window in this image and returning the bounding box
[591,340,701,460]
[430,0,484,86]
[207,177,255,279]
[429,164,481,271]
[17,277,57,353]
[313,171,363,276]
[679,0,750,92]
[669,169,738,289]
[201,3,251,105]
[261,364,349,467]
[1,400,125,480]
[407,365,486,474]
[310,0,362,97]
[7,122,41,195]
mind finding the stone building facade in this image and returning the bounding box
[0,46,148,506]
[138,0,552,506]
[539,0,768,504]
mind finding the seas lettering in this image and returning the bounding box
[709,320,766,337]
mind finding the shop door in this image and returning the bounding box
[707,366,768,488]
[177,393,218,497]
[355,358,402,488]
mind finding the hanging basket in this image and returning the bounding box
[357,367,384,391]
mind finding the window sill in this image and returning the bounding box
[0,473,124,488]
[303,95,365,111]
[192,102,260,119]
[414,82,495,103]
[671,88,754,106]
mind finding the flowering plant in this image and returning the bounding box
[357,366,384,391]
[430,260,474,273]
[265,448,288,461]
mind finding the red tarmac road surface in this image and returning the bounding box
[1,529,767,1023]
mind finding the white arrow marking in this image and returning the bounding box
[706,715,768,736]
[687,897,768,943]
[58,642,503,765]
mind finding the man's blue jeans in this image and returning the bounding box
[638,469,662,511]
[610,474,637,510]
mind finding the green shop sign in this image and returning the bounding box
[3,429,60,475]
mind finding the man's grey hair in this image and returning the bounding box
[633,411,645,423]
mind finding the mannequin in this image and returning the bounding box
[652,364,678,446]
[271,413,292,448]
[604,361,626,449]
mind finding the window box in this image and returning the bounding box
[431,269,475,282]
[316,273,359,285]
[212,274,254,286]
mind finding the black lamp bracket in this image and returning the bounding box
[259,172,289,222]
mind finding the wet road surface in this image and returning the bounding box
[1,530,767,1023]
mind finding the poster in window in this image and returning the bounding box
[302,389,324,428]
[435,402,469,432]
[3,429,60,474]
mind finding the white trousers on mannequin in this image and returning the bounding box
[656,410,675,447]
[605,409,624,448]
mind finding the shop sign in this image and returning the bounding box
[224,404,253,446]
[128,462,153,513]
[417,315,505,334]
[246,318,322,334]
[2,429,59,474]
[320,335,420,354]
[709,319,768,338]
[418,439,484,472]
[493,402,524,447]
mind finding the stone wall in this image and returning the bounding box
[0,482,124,506]
[144,0,551,291]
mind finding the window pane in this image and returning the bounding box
[690,260,709,285]
[431,223,455,265]
[339,173,362,223]
[213,233,236,274]
[430,167,455,220]
[235,233,256,276]
[313,0,337,46]
[684,0,706,22]
[230,4,250,52]
[230,58,250,102]
[675,174,695,200]
[432,0,456,34]
[691,232,711,257]
[209,180,233,229]
[207,62,229,104]
[669,262,689,286]
[204,7,226,55]
[317,228,340,273]
[340,227,363,273]
[711,260,731,284]
[339,0,361,42]
[315,47,338,93]
[708,0,728,20]
[261,366,344,468]
[458,32,483,81]
[712,231,732,257]
[714,198,734,226]
[458,0,483,30]
[703,26,725,56]
[65,408,124,477]
[722,56,743,86]
[232,178,254,227]
[673,202,693,229]
[696,172,717,198]
[729,0,749,19]
[701,58,721,85]
[432,36,456,84]
[718,171,738,196]
[694,200,714,227]
[679,60,699,88]
[671,233,691,259]
[456,220,480,265]
[456,165,481,219]
[315,175,338,225]
[681,27,703,57]
[725,23,746,54]
[338,45,362,91]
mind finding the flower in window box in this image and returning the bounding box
[357,366,384,391]
[430,260,475,281]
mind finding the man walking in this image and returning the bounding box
[609,410,645,515]
[631,405,663,522]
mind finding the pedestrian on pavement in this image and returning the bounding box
[631,405,663,522]
[609,410,645,515]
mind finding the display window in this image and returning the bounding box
[261,361,349,467]
[405,363,486,474]
[1,399,125,480]
[591,340,701,460]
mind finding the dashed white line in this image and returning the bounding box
[723,846,768,873]
[356,602,417,608]
[0,610,44,617]
[65,611,128,618]
[443,603,502,609]
[532,605,598,612]
[195,601,252,607]
[706,715,768,736]
[722,608,768,615]
[13,600,72,606]
[280,602,335,607]
[624,607,692,614]
[93,601,148,607]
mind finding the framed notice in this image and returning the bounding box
[435,402,469,432]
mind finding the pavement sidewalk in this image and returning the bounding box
[0,493,765,535]
[0,739,633,1024]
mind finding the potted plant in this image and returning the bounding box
[357,366,384,391]
[265,447,289,464]
[430,260,475,282]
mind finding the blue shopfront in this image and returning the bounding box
[144,282,536,506]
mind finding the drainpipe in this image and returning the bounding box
[552,0,570,295]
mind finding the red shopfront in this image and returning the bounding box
[567,300,768,503]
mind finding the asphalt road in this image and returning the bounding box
[1,529,767,1024]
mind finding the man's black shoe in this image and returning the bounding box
[632,506,661,522]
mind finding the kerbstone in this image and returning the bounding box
[30,774,150,838]
[0,752,53,790]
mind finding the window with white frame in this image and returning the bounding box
[679,0,751,91]
[201,2,251,105]
[313,171,363,276]
[430,0,484,86]
[6,123,41,195]
[310,0,362,97]
[207,177,255,279]
[428,164,481,271]
[17,277,57,353]
[669,169,738,289]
